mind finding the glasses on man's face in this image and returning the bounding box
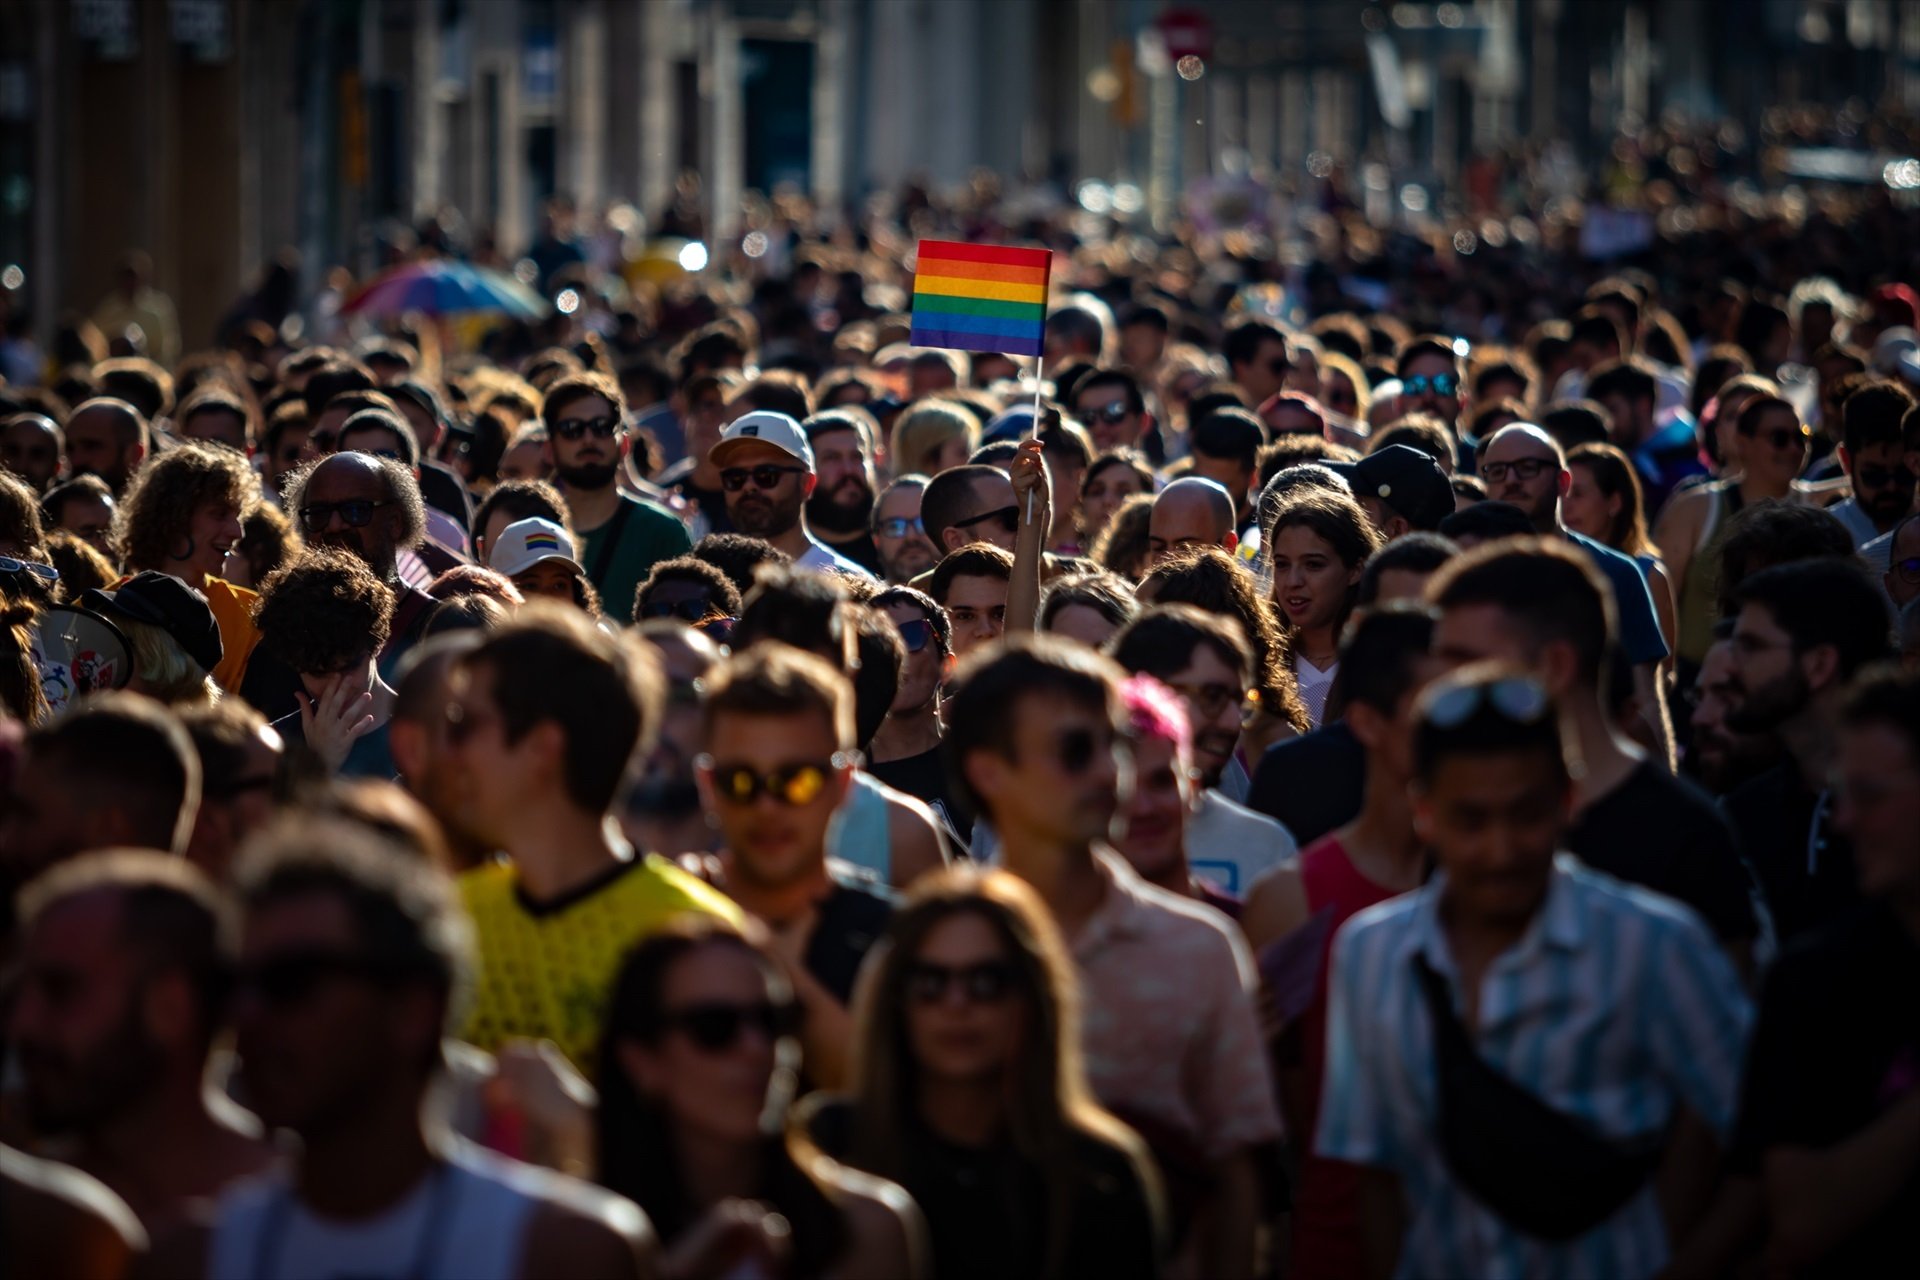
[1051,726,1114,775]
[1897,556,1920,585]
[720,465,807,493]
[698,755,844,806]
[1080,401,1132,426]
[1737,420,1810,452]
[1859,464,1915,491]
[298,499,393,532]
[1479,457,1555,485]
[1267,357,1292,377]
[1402,372,1459,398]
[952,504,1019,535]
[1169,680,1249,721]
[876,516,926,539]
[658,1000,799,1052]
[640,595,717,623]
[905,959,1019,1006]
[895,618,934,653]
[551,415,622,442]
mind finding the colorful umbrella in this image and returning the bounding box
[341,259,548,320]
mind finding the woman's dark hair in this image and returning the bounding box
[1039,572,1138,634]
[596,919,847,1275]
[1136,547,1309,732]
[1566,443,1654,558]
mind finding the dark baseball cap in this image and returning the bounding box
[1336,444,1455,532]
[82,571,224,676]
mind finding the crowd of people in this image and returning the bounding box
[0,161,1918,1279]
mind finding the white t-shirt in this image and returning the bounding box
[797,536,877,580]
[1187,789,1298,897]
[1296,656,1338,729]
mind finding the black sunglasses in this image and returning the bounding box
[895,618,934,653]
[1737,421,1810,452]
[659,1000,798,1052]
[1055,726,1109,774]
[906,960,1020,1005]
[1859,464,1915,490]
[551,415,622,442]
[1081,401,1132,425]
[699,755,842,806]
[640,595,716,623]
[1479,457,1555,484]
[952,504,1019,534]
[720,464,807,493]
[234,948,398,1007]
[876,516,926,539]
[298,499,393,532]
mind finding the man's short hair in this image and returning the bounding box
[1356,532,1460,606]
[1715,500,1858,616]
[1731,557,1893,681]
[690,533,791,596]
[700,642,856,753]
[539,371,626,423]
[178,385,257,447]
[177,700,276,799]
[1539,400,1612,451]
[1585,359,1658,407]
[1329,602,1437,717]
[465,603,663,813]
[28,692,200,855]
[929,544,1014,604]
[733,565,853,658]
[1369,415,1456,470]
[727,373,813,422]
[1840,381,1917,457]
[920,465,1007,551]
[338,408,421,468]
[1072,367,1145,415]
[1223,319,1290,372]
[873,584,952,658]
[19,850,235,1048]
[1108,603,1252,683]
[1428,538,1616,690]
[95,358,174,421]
[944,634,1125,815]
[235,817,474,1029]
[1040,572,1138,635]
[1569,308,1628,354]
[633,556,743,625]
[474,480,570,543]
[302,360,377,420]
[1190,408,1267,472]
[1438,500,1536,544]
[1257,433,1356,486]
[1395,334,1461,379]
[802,406,878,455]
[1840,663,1920,765]
[253,547,395,676]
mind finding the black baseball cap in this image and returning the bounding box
[1336,444,1455,532]
[83,571,224,676]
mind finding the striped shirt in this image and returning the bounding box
[1315,856,1752,1280]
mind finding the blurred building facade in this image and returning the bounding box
[0,0,1915,356]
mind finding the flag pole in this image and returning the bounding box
[1026,361,1042,526]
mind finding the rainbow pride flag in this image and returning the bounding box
[909,240,1052,357]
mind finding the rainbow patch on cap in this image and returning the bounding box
[523,532,561,552]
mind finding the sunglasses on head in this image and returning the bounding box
[0,556,59,583]
[952,504,1019,535]
[895,618,935,653]
[1424,676,1552,730]
[659,999,799,1052]
[298,498,393,532]
[551,415,621,442]
[1478,457,1555,485]
[720,464,807,493]
[906,959,1019,1005]
[234,948,398,1007]
[1402,372,1460,398]
[876,515,926,539]
[1081,401,1132,425]
[699,755,844,806]
[640,595,717,623]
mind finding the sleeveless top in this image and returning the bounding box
[1676,482,1743,665]
[1290,836,1401,1280]
[208,1142,545,1280]
[827,771,896,881]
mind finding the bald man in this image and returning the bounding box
[64,398,148,496]
[1148,476,1239,567]
[1478,422,1674,760]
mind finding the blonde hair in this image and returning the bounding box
[888,401,978,476]
[1318,351,1373,420]
[123,618,217,707]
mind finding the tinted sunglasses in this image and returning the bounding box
[0,556,59,583]
[1054,726,1111,774]
[1737,420,1810,451]
[1858,464,1915,490]
[1425,676,1551,730]
[1402,373,1460,398]
[895,618,935,653]
[1267,357,1292,376]
[234,948,398,1007]
[906,960,1019,1005]
[876,516,926,539]
[1896,556,1920,585]
[551,415,621,442]
[720,464,807,493]
[699,755,842,806]
[640,596,717,623]
[1479,457,1555,484]
[298,499,393,532]
[952,504,1019,535]
[659,999,798,1052]
[1081,401,1132,425]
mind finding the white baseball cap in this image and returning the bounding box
[709,410,815,471]
[489,517,585,577]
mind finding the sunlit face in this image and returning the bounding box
[699,709,849,891]
[1074,383,1141,453]
[943,574,1009,658]
[1115,732,1193,882]
[174,497,244,584]
[808,428,875,521]
[511,561,582,607]
[1395,351,1462,428]
[874,484,938,582]
[1269,524,1358,635]
[498,438,549,484]
[1479,432,1564,529]
[1160,641,1246,786]
[1322,368,1360,419]
[1735,404,1810,488]
[1560,462,1618,544]
[1047,603,1121,651]
[904,913,1028,1085]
